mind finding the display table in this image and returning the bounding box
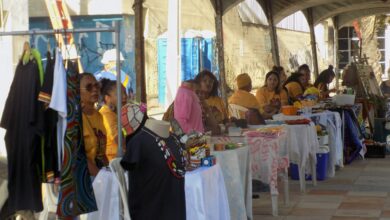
[282,123,319,191]
[77,165,230,220]
[244,128,289,216]
[185,164,230,220]
[210,137,252,220]
[303,110,343,177]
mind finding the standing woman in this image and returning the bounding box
[314,65,336,99]
[256,71,288,119]
[195,70,228,124]
[99,78,128,161]
[80,73,108,177]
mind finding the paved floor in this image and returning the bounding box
[2,157,390,219]
[253,157,390,220]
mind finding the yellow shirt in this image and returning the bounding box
[99,105,119,161]
[205,96,228,123]
[82,111,108,167]
[285,82,303,100]
[255,87,288,112]
[228,90,261,112]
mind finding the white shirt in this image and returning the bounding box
[49,48,67,171]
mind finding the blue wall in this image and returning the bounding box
[157,37,217,104]
[29,15,136,91]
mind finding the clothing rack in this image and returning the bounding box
[0,21,124,158]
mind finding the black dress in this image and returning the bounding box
[121,128,186,220]
[0,59,44,213]
[38,52,59,181]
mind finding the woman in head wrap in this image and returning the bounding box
[228,73,262,115]
[314,65,336,99]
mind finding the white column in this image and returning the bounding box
[165,0,181,109]
[0,0,29,158]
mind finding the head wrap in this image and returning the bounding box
[121,103,147,136]
[236,73,252,89]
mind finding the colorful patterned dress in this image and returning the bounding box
[56,61,97,218]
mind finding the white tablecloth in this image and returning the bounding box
[210,137,252,220]
[283,123,320,173]
[303,111,343,177]
[185,164,230,220]
[81,168,121,220]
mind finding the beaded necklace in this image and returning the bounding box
[142,128,186,178]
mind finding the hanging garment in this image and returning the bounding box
[121,128,186,220]
[38,51,59,182]
[56,61,98,217]
[0,59,45,213]
[49,49,67,171]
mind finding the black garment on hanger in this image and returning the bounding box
[121,128,186,220]
[39,51,59,181]
[0,59,44,213]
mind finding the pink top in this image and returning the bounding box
[174,85,204,133]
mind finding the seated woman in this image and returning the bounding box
[99,79,128,161]
[228,73,262,117]
[298,64,312,89]
[195,70,228,124]
[284,72,305,103]
[80,73,108,177]
[314,65,336,99]
[256,71,288,119]
[272,66,287,87]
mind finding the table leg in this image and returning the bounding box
[282,168,290,206]
[298,164,306,193]
[311,155,317,186]
[271,194,279,216]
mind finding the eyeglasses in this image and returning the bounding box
[81,82,100,92]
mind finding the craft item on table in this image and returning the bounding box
[284,118,311,125]
[265,120,285,125]
[253,126,285,138]
[201,156,216,167]
[281,105,298,115]
[225,143,237,150]
[214,143,225,151]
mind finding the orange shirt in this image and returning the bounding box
[285,81,303,100]
[99,105,119,161]
[228,90,261,112]
[255,87,288,113]
[205,96,228,123]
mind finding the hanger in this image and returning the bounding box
[22,41,31,65]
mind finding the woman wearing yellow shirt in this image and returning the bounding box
[80,73,108,177]
[99,79,127,161]
[284,72,305,102]
[314,65,336,99]
[195,70,228,124]
[256,71,288,119]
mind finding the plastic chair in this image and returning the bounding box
[109,158,131,220]
[228,104,248,119]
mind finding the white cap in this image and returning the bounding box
[101,49,124,64]
[62,44,80,60]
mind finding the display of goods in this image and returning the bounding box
[255,126,285,138]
